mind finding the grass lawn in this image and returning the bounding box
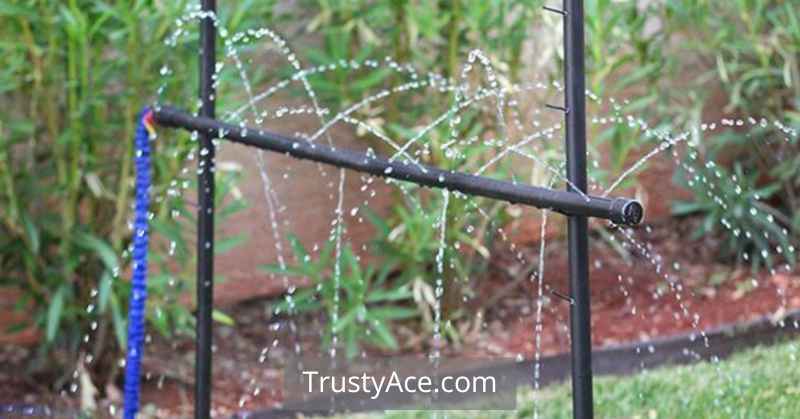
[328,338,800,418]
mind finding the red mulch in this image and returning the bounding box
[478,218,799,358]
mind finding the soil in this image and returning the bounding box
[478,217,800,358]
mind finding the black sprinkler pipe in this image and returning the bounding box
[153,106,644,226]
[195,1,216,418]
[564,0,593,418]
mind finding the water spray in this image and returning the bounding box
[127,0,643,418]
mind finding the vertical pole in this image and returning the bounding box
[563,0,593,418]
[196,1,216,418]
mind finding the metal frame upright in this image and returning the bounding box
[195,1,216,418]
[563,1,594,417]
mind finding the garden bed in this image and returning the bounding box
[130,217,800,417]
[1,212,796,418]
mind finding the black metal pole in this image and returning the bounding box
[153,106,643,226]
[563,0,593,418]
[196,1,216,418]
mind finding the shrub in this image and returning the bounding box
[263,235,418,358]
[661,0,799,268]
[673,159,795,270]
[0,0,270,388]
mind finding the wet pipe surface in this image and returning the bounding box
[152,105,644,227]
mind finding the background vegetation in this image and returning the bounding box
[284,0,798,356]
[666,0,799,269]
[0,0,271,389]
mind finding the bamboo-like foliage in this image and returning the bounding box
[0,0,269,386]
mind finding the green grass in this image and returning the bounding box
[327,339,800,418]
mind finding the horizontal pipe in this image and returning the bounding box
[153,106,644,226]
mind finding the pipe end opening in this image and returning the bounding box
[621,200,644,226]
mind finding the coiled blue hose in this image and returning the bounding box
[123,107,153,419]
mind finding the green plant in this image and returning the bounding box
[657,0,800,269]
[673,157,796,271]
[364,188,503,327]
[148,169,249,338]
[0,0,274,388]
[263,235,418,358]
[582,0,678,189]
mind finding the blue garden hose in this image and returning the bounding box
[123,107,154,419]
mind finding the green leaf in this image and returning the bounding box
[366,285,412,303]
[97,272,112,313]
[258,263,308,277]
[369,306,418,320]
[151,219,184,244]
[369,319,398,350]
[73,232,118,272]
[46,285,67,342]
[212,309,235,326]
[151,219,188,258]
[21,214,39,254]
[214,233,248,255]
[0,2,38,19]
[352,68,392,92]
[332,306,360,333]
[218,198,248,221]
[364,207,391,237]
[671,201,704,216]
[110,294,127,348]
[287,234,309,263]
[150,307,170,337]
